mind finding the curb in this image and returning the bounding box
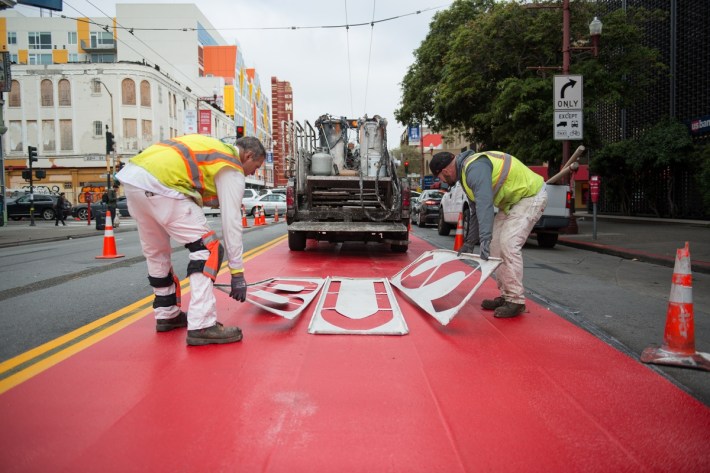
[558,238,710,275]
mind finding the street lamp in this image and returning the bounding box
[589,17,603,57]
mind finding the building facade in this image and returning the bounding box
[270,77,293,188]
[1,4,276,206]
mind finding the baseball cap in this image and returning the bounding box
[429,152,455,176]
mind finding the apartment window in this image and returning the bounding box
[9,120,22,151]
[123,118,138,150]
[142,119,153,143]
[29,54,52,65]
[91,79,102,94]
[28,31,52,50]
[93,121,103,137]
[41,79,53,107]
[122,78,136,105]
[60,120,73,151]
[171,93,177,118]
[10,54,18,64]
[7,32,16,45]
[90,31,113,48]
[67,31,77,45]
[90,53,115,63]
[140,80,151,107]
[9,80,20,107]
[69,53,79,63]
[42,120,56,151]
[58,79,71,106]
[158,85,163,104]
[159,125,164,141]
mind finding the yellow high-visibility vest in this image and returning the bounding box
[130,134,244,207]
[460,151,543,214]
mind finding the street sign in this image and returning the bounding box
[554,111,583,140]
[553,75,583,110]
[408,125,421,146]
[590,175,601,203]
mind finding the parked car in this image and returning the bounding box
[6,193,72,221]
[203,188,261,217]
[72,196,129,220]
[411,189,445,227]
[248,193,286,217]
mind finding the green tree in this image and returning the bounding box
[592,119,694,216]
[390,145,425,178]
[396,0,663,170]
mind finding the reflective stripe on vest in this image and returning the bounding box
[461,151,543,214]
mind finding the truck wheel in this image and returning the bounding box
[288,231,306,251]
[536,232,558,248]
[391,244,408,253]
[437,212,451,236]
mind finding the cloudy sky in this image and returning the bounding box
[17,0,451,144]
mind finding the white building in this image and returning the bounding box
[1,4,273,203]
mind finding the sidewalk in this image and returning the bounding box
[0,218,135,248]
[2,213,709,273]
[559,212,710,274]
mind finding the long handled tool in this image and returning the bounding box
[546,145,585,185]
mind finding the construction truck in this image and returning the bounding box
[282,114,411,252]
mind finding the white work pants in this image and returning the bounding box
[124,184,217,330]
[490,187,548,305]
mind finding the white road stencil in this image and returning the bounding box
[308,277,408,335]
[246,277,327,320]
[389,249,501,325]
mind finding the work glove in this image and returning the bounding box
[230,274,247,302]
[457,240,476,257]
[479,239,491,261]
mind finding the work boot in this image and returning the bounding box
[156,311,188,332]
[481,296,506,310]
[494,302,526,318]
[187,322,243,346]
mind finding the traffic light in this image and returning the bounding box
[404,161,409,173]
[106,131,115,154]
[22,169,31,180]
[236,125,245,138]
[28,146,38,163]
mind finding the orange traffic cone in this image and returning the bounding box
[241,204,249,228]
[453,212,465,252]
[254,206,263,226]
[259,205,266,225]
[96,210,125,259]
[641,242,710,370]
[273,205,279,223]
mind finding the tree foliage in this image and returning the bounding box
[396,0,664,170]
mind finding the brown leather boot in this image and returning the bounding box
[156,311,188,332]
[494,302,526,318]
[481,296,506,310]
[187,322,243,346]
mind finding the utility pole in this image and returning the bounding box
[0,51,11,226]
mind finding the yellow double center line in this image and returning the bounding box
[0,235,286,395]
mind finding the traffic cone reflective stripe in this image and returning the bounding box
[453,212,464,252]
[641,242,710,370]
[241,204,249,228]
[96,210,125,259]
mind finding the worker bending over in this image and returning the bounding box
[117,134,266,345]
[430,150,547,318]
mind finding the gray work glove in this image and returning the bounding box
[230,274,247,302]
[479,239,491,261]
[457,240,476,257]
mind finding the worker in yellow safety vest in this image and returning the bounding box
[430,150,548,318]
[117,134,266,345]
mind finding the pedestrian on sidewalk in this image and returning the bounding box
[116,135,266,346]
[54,192,67,226]
[430,150,548,318]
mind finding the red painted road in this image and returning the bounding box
[1,236,709,472]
